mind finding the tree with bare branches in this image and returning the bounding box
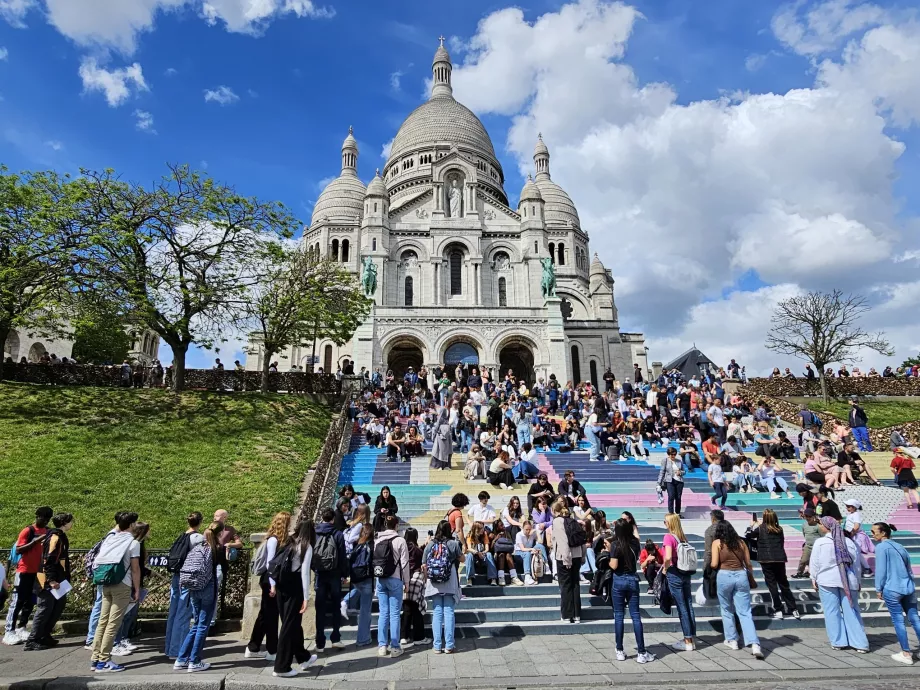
[765,290,893,402]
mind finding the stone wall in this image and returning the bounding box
[743,376,920,398]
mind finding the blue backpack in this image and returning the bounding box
[425,541,452,583]
[9,526,35,569]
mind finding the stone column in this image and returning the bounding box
[544,297,569,383]
[352,305,376,375]
[241,532,265,642]
[432,261,440,306]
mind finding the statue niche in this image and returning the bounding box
[445,173,464,218]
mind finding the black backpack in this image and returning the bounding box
[312,533,338,573]
[267,544,297,585]
[350,541,373,582]
[373,539,398,578]
[166,532,193,574]
[563,516,588,548]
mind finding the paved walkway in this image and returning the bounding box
[2,629,918,688]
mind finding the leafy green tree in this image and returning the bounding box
[73,165,299,391]
[243,246,371,393]
[70,294,134,364]
[902,354,920,369]
[0,167,77,377]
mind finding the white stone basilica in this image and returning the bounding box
[246,41,647,385]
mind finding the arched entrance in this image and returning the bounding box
[444,341,479,380]
[498,340,535,384]
[28,342,47,362]
[387,339,424,379]
[4,330,20,360]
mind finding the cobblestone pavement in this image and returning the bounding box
[1,628,919,687]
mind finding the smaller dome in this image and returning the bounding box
[434,44,451,65]
[590,252,606,276]
[534,133,549,158]
[535,177,580,227]
[311,175,366,227]
[343,125,357,150]
[519,174,543,203]
[366,169,386,197]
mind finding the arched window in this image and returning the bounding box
[405,276,414,307]
[590,360,598,388]
[571,345,581,384]
[323,344,333,374]
[331,239,339,261]
[142,334,149,355]
[498,277,507,307]
[372,238,377,251]
[449,251,462,296]
[548,242,555,265]
[341,239,350,263]
[558,242,565,266]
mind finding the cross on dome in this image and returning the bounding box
[439,35,446,46]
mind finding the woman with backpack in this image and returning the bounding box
[347,523,375,648]
[374,514,410,658]
[245,511,290,661]
[552,497,586,624]
[271,520,319,677]
[175,521,224,673]
[423,519,462,653]
[710,521,763,659]
[609,518,656,664]
[341,505,371,620]
[662,513,697,652]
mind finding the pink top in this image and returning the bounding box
[662,533,679,567]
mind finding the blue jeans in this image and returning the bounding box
[431,594,456,651]
[761,476,788,493]
[732,474,750,491]
[164,573,192,658]
[177,585,216,665]
[84,586,103,645]
[883,592,920,652]
[585,428,600,460]
[464,552,497,581]
[460,430,472,453]
[818,586,869,650]
[376,577,404,650]
[716,569,759,646]
[851,426,872,452]
[515,545,549,579]
[666,568,696,639]
[513,460,539,481]
[517,427,531,447]
[580,547,597,574]
[612,574,645,653]
[711,482,727,507]
[352,579,374,646]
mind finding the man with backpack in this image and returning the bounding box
[4,507,53,646]
[89,511,141,672]
[374,514,410,658]
[312,508,348,653]
[165,512,204,659]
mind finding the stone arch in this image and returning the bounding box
[493,332,541,383]
[381,331,431,378]
[28,341,47,362]
[486,241,522,264]
[4,330,20,360]
[557,290,592,320]
[432,235,477,259]
[435,331,485,365]
[389,239,430,262]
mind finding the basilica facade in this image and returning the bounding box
[245,41,647,385]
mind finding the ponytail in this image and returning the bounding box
[873,522,897,538]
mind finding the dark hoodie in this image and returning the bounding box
[315,521,348,578]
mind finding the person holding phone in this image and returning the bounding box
[6,507,53,646]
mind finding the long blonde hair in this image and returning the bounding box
[664,513,687,543]
[350,504,370,528]
[762,508,782,534]
[266,511,292,548]
[551,497,569,518]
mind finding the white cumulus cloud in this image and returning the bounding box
[380,138,393,160]
[203,85,238,105]
[771,0,887,56]
[79,57,147,106]
[134,109,156,133]
[0,0,35,28]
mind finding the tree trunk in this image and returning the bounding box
[171,345,188,392]
[819,370,828,404]
[0,323,10,382]
[261,351,273,394]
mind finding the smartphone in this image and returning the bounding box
[751,512,758,521]
[428,530,434,537]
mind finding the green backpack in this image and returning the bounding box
[91,537,130,585]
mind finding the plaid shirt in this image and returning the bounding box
[406,570,427,613]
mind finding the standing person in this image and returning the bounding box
[24,512,74,651]
[372,487,398,533]
[430,408,452,471]
[810,516,869,653]
[211,509,242,628]
[375,515,410,658]
[708,455,729,509]
[245,512,291,660]
[112,522,151,656]
[890,450,920,511]
[165,512,203,659]
[174,521,223,673]
[347,523,375,648]
[749,509,798,620]
[848,397,872,452]
[423,519,462,654]
[711,522,763,659]
[608,519,656,663]
[658,448,685,516]
[662,513,697,652]
[792,509,821,579]
[552,497,585,624]
[272,520,318,677]
[312,508,348,653]
[872,522,920,665]
[6,507,52,646]
[90,511,141,673]
[400,528,429,648]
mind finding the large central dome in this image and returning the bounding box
[389,97,497,163]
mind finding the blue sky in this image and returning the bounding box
[2,0,919,372]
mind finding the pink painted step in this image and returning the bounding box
[537,454,561,484]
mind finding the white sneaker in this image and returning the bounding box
[187,662,210,673]
[403,641,415,648]
[770,492,779,499]
[752,644,764,659]
[330,641,346,650]
[786,492,794,499]
[891,652,914,665]
[418,637,432,645]
[499,483,508,490]
[301,654,319,670]
[3,632,23,646]
[111,643,132,656]
[724,640,740,651]
[340,601,349,620]
[389,648,404,658]
[511,577,525,586]
[264,653,276,661]
[122,641,139,651]
[637,652,656,664]
[671,641,694,652]
[524,576,536,586]
[378,646,390,657]
[244,649,266,659]
[773,610,783,620]
[173,660,189,670]
[616,650,626,661]
[273,669,299,678]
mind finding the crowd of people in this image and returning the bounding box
[4,359,920,673]
[770,364,920,379]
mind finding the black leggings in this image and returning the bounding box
[760,561,796,615]
[11,573,37,631]
[247,578,279,654]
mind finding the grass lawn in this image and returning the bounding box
[809,399,920,427]
[0,383,332,548]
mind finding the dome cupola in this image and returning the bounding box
[532,133,580,229]
[310,127,367,228]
